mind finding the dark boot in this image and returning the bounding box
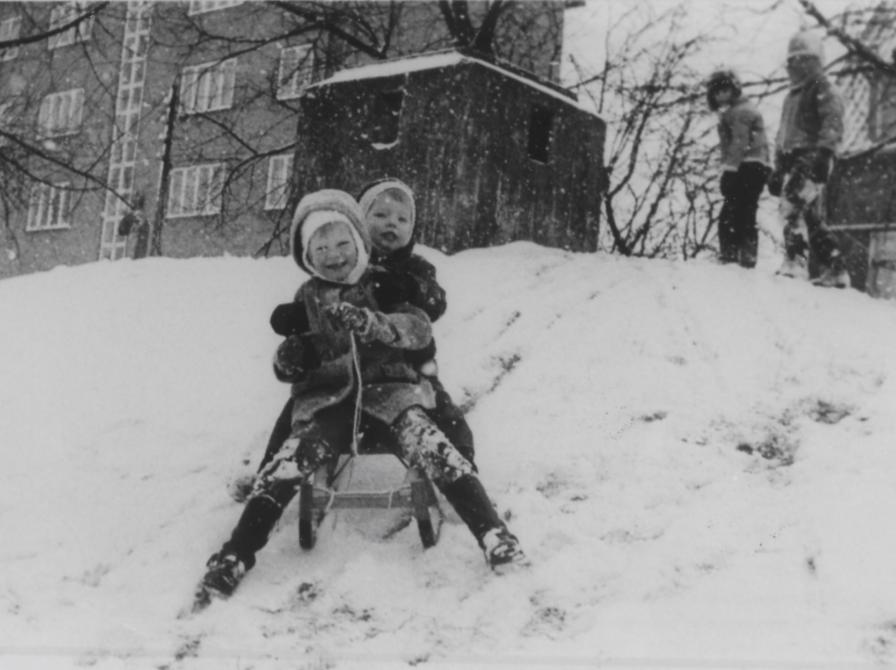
[220,494,284,572]
[440,474,503,541]
[440,475,527,570]
[202,552,246,596]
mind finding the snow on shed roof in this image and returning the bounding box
[307,50,597,115]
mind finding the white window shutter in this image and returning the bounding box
[71,88,84,131]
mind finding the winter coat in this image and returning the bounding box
[717,97,770,171]
[284,274,436,425]
[370,244,446,322]
[775,74,844,156]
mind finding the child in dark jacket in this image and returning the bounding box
[202,190,524,599]
[706,69,770,268]
[357,178,475,468]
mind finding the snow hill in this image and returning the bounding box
[2,242,896,670]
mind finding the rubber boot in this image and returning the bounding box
[220,494,285,571]
[439,474,504,544]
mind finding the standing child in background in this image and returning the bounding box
[357,178,476,470]
[706,69,770,268]
[201,190,525,600]
[767,29,850,288]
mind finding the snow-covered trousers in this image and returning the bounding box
[258,383,477,474]
[220,403,477,567]
[779,168,841,267]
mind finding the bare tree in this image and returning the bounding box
[569,4,721,259]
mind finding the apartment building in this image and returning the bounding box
[0,1,565,277]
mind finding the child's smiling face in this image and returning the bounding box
[306,221,359,283]
[366,192,413,253]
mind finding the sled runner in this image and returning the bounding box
[298,448,443,550]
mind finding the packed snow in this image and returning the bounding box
[2,243,896,669]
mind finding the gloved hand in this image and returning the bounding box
[326,302,371,333]
[270,302,308,336]
[273,334,317,382]
[808,147,834,183]
[767,169,784,197]
[325,302,398,344]
[369,269,418,309]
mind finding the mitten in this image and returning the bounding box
[370,269,417,308]
[270,302,308,336]
[273,335,317,382]
[326,302,371,332]
[326,302,398,344]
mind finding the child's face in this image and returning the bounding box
[786,54,818,83]
[307,221,359,282]
[366,193,413,253]
[713,87,733,106]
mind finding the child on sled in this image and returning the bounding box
[201,190,525,598]
[250,178,475,485]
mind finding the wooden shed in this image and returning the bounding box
[293,49,606,253]
[826,146,896,298]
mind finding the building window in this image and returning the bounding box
[38,88,85,138]
[180,59,237,114]
[277,44,313,100]
[26,182,71,231]
[188,0,241,15]
[167,163,223,218]
[0,16,21,61]
[0,102,10,147]
[265,153,293,210]
[368,89,403,145]
[48,3,94,50]
[527,106,554,163]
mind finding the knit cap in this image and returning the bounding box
[357,178,416,231]
[290,189,371,284]
[787,30,824,62]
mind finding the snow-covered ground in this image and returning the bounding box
[2,243,896,669]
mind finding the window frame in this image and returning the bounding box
[0,102,11,146]
[180,59,237,115]
[276,44,313,100]
[166,163,224,218]
[48,3,94,50]
[265,152,294,210]
[187,0,241,16]
[37,88,85,138]
[0,16,21,61]
[26,182,71,232]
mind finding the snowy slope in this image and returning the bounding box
[2,244,896,669]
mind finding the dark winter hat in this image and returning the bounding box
[357,178,417,232]
[705,69,742,111]
[290,189,371,284]
[787,30,824,62]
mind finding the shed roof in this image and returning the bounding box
[307,50,599,116]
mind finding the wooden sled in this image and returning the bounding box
[298,450,443,551]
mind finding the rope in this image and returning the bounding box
[349,331,363,457]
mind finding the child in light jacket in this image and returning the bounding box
[767,30,850,288]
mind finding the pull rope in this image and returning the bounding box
[349,331,363,457]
